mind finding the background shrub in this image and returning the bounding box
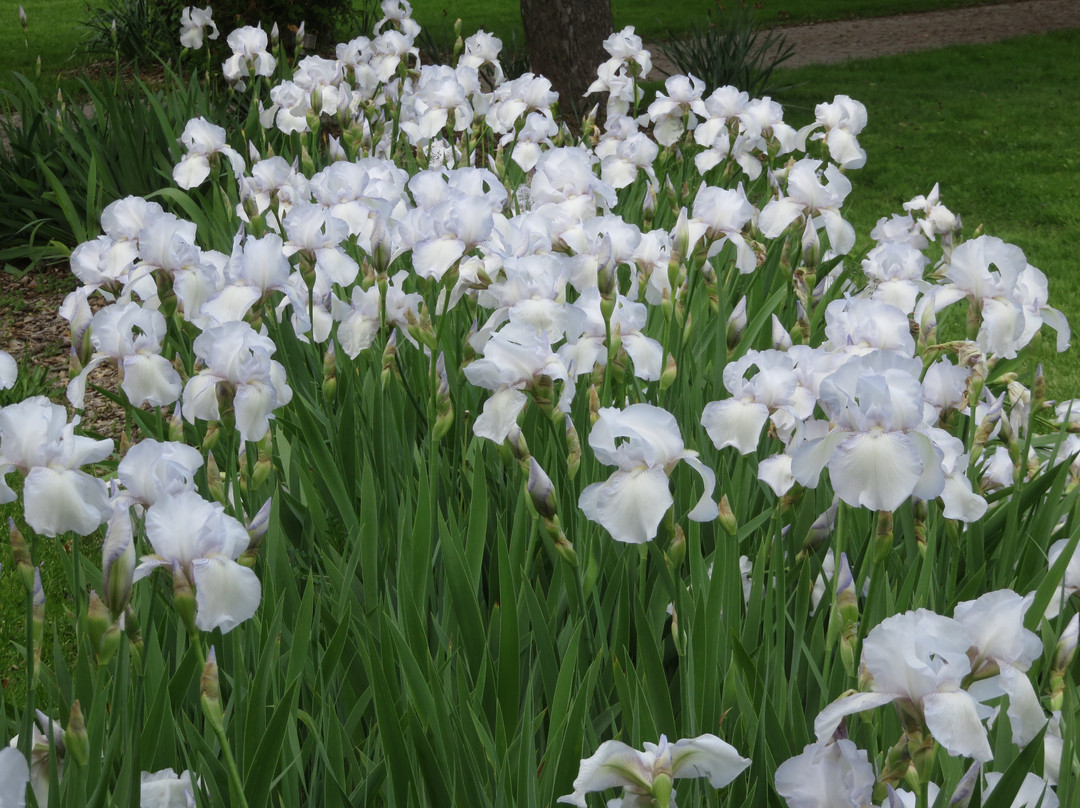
[211,0,379,49]
[658,2,794,96]
[80,0,185,66]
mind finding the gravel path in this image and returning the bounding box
[648,0,1080,75]
[777,0,1080,67]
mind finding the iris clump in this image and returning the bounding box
[0,3,1077,807]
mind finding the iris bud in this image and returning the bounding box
[64,701,89,767]
[659,354,677,391]
[9,518,35,594]
[666,523,686,569]
[717,494,737,536]
[726,296,747,351]
[551,525,578,566]
[88,590,121,665]
[1051,614,1078,710]
[124,606,144,663]
[527,458,557,520]
[565,416,581,480]
[201,647,224,733]
[172,562,198,635]
[31,568,44,683]
[652,773,673,807]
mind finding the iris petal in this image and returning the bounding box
[923,690,993,762]
[192,556,262,634]
[579,465,673,544]
[827,431,923,511]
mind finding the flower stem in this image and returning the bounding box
[189,631,251,808]
[20,577,35,760]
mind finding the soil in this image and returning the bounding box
[0,267,128,439]
[2,0,1078,432]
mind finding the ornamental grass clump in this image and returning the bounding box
[1,2,1078,806]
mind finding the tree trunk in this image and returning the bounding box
[520,0,613,122]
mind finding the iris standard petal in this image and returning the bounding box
[590,404,685,469]
[0,747,30,808]
[121,354,182,407]
[817,208,856,255]
[66,357,107,410]
[978,297,1026,359]
[701,399,770,455]
[234,380,277,443]
[681,455,718,522]
[790,429,847,491]
[473,386,528,444]
[182,374,222,424]
[940,472,988,522]
[775,740,874,808]
[173,154,211,190]
[145,492,213,563]
[758,454,795,497]
[0,351,16,390]
[1041,305,1071,353]
[201,285,262,325]
[758,198,804,239]
[140,768,195,808]
[998,665,1048,747]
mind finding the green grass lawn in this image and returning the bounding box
[0,0,89,89]
[772,27,1080,396]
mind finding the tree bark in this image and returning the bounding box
[520,0,613,122]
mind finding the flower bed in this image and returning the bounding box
[1,3,1078,806]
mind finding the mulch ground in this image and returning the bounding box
[0,266,129,439]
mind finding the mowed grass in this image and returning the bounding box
[0,0,90,90]
[774,27,1080,397]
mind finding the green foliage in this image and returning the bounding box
[0,65,236,267]
[0,355,57,406]
[212,0,379,48]
[79,0,185,66]
[657,3,794,96]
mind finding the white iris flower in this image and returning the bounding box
[815,608,993,762]
[579,404,716,544]
[136,491,261,634]
[559,733,749,807]
[0,397,112,537]
[792,352,944,512]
